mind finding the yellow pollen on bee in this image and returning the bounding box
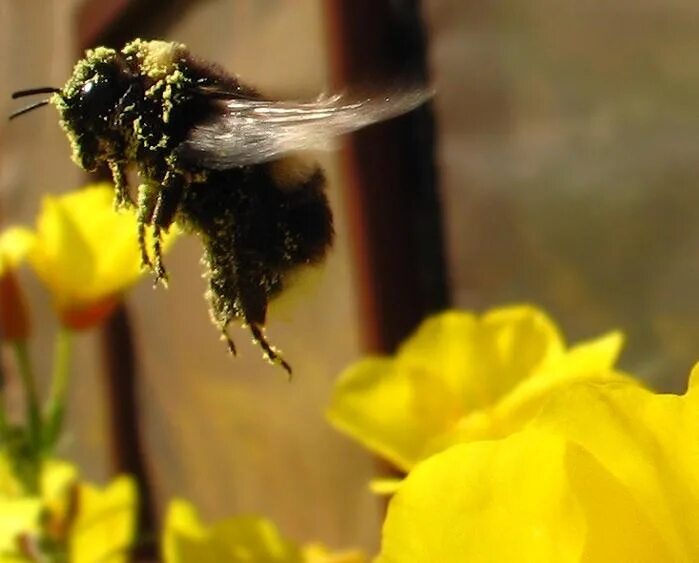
[124,39,185,79]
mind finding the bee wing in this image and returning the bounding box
[180,88,432,169]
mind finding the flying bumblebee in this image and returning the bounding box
[10,39,430,374]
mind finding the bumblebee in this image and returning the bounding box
[10,39,429,374]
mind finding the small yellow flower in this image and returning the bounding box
[163,500,302,563]
[0,454,135,562]
[69,476,137,563]
[0,457,76,559]
[327,305,630,473]
[10,183,176,330]
[163,500,366,563]
[377,372,699,562]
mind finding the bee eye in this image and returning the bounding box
[78,77,116,119]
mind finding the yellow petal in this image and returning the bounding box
[0,497,42,556]
[368,478,402,496]
[378,429,677,563]
[0,228,36,275]
[564,440,675,560]
[163,500,216,563]
[32,193,94,309]
[687,361,699,390]
[327,357,430,471]
[302,543,366,563]
[27,183,177,320]
[378,433,584,563]
[69,475,137,563]
[465,305,566,399]
[532,380,699,559]
[442,332,631,443]
[328,305,622,471]
[163,499,302,563]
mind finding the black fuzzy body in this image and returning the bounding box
[51,39,335,372]
[182,164,333,331]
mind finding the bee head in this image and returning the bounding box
[52,47,134,171]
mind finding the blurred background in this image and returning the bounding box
[1,0,699,555]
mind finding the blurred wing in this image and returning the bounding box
[180,88,432,169]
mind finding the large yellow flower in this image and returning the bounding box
[163,500,365,563]
[5,183,175,330]
[327,305,630,473]
[377,371,699,562]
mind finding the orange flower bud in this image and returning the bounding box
[59,295,120,331]
[0,269,30,341]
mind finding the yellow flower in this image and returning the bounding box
[0,458,76,559]
[377,373,699,562]
[163,500,366,563]
[69,476,137,563]
[327,305,629,473]
[163,500,302,562]
[10,183,176,330]
[0,458,135,562]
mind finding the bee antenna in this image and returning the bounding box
[11,87,60,99]
[9,99,51,120]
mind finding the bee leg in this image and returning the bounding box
[136,183,157,271]
[151,172,186,286]
[151,225,167,287]
[248,322,292,377]
[108,160,132,209]
[221,328,237,356]
[237,273,292,375]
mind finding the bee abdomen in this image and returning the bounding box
[273,164,334,267]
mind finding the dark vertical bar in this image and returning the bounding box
[98,305,156,559]
[325,0,449,353]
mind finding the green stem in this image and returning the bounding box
[13,341,41,446]
[43,328,72,451]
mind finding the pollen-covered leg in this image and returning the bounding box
[248,322,292,376]
[151,225,167,287]
[220,328,237,356]
[136,183,157,271]
[151,172,186,286]
[108,161,132,209]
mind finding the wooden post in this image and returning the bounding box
[325,0,449,354]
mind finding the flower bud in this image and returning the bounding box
[0,269,31,342]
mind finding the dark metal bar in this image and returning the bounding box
[325,0,449,353]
